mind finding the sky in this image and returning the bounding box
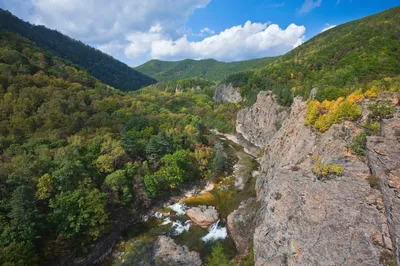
[0,0,399,66]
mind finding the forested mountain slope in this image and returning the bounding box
[135,57,277,82]
[0,9,156,91]
[224,6,400,106]
[0,31,237,265]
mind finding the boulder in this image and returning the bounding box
[227,198,259,254]
[186,205,219,229]
[153,236,202,266]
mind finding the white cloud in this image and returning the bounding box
[321,24,337,32]
[1,0,211,42]
[122,21,306,64]
[298,0,322,15]
[200,28,215,35]
[2,0,306,66]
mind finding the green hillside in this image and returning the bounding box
[224,6,400,106]
[135,57,277,82]
[0,9,156,91]
[0,31,237,265]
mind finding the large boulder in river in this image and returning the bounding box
[186,205,219,229]
[153,236,202,266]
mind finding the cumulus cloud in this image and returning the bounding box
[1,0,211,42]
[122,21,306,64]
[2,0,306,66]
[298,0,322,15]
[321,24,337,32]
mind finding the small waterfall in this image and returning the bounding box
[171,220,191,235]
[168,202,187,216]
[201,220,227,242]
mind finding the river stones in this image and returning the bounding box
[153,236,202,266]
[186,205,219,229]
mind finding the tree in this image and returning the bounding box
[49,184,107,240]
[211,141,229,175]
[0,241,39,266]
[206,242,234,266]
[146,132,173,165]
[8,186,38,243]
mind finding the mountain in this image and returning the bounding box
[0,30,236,265]
[224,6,400,106]
[0,9,156,91]
[134,57,277,82]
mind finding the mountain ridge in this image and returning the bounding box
[0,9,157,91]
[135,56,277,82]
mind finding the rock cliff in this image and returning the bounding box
[213,83,242,103]
[236,91,288,147]
[234,92,399,265]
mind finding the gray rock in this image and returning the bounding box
[227,198,259,254]
[238,92,394,265]
[153,236,202,266]
[236,91,288,148]
[367,118,400,265]
[186,205,219,229]
[213,83,242,103]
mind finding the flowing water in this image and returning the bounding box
[103,135,259,265]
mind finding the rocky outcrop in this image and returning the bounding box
[238,93,396,265]
[227,198,259,254]
[367,118,400,265]
[213,84,242,103]
[153,236,202,266]
[236,91,288,147]
[186,205,219,229]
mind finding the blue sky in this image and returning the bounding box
[1,0,399,66]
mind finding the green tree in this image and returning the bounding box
[49,184,107,240]
[211,141,229,175]
[0,241,39,266]
[146,132,173,164]
[206,242,234,266]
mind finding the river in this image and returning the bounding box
[103,134,259,265]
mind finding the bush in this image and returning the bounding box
[368,101,395,120]
[312,156,344,179]
[349,132,368,157]
[305,90,364,132]
[206,242,235,266]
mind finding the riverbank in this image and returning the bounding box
[103,135,260,265]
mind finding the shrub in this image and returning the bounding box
[206,242,235,266]
[349,132,367,157]
[305,90,363,132]
[366,175,380,190]
[312,156,344,179]
[368,101,395,120]
[364,119,380,135]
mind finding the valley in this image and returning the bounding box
[0,4,400,266]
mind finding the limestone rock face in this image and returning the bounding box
[213,83,242,103]
[236,91,288,147]
[367,118,400,265]
[227,197,259,254]
[186,205,219,229]
[153,236,202,266]
[238,92,395,265]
